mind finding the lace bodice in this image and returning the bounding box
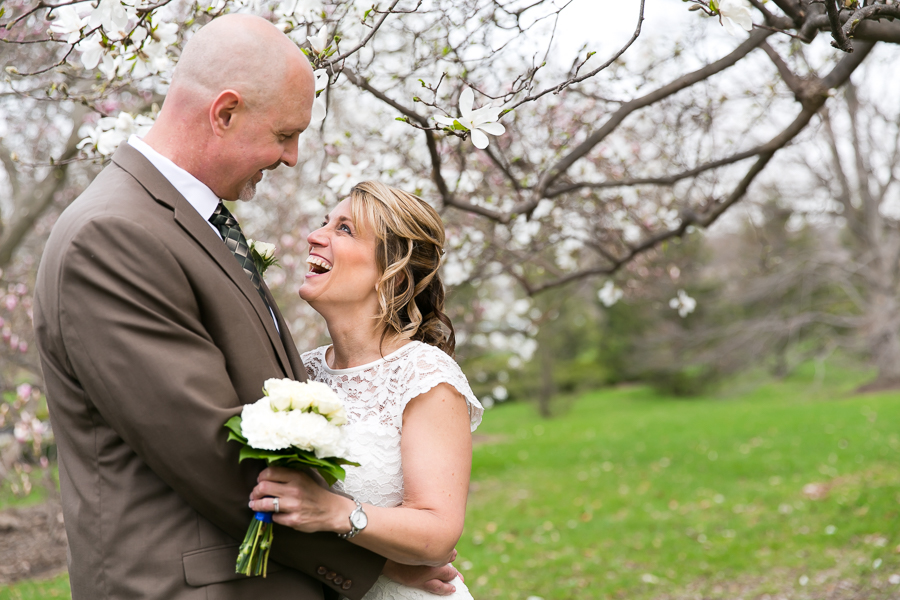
[302,341,483,509]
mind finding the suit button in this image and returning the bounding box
[317,566,327,575]
[342,580,353,590]
[326,571,337,580]
[334,575,344,585]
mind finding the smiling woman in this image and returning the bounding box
[251,181,482,599]
[300,181,454,360]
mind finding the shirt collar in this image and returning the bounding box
[127,135,221,221]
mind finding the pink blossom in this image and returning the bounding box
[3,295,17,311]
[16,383,32,401]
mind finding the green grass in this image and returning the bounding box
[0,575,69,600]
[458,362,900,599]
[4,362,900,599]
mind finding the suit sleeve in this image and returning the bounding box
[57,216,385,598]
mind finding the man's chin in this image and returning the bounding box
[237,180,257,202]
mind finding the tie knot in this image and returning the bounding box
[209,202,237,229]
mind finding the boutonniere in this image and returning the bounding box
[247,239,279,277]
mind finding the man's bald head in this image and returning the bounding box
[170,14,312,109]
[143,14,315,201]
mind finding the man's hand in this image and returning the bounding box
[383,554,461,596]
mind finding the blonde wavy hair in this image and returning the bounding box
[349,181,455,357]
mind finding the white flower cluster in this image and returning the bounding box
[48,1,178,80]
[669,289,697,318]
[78,111,155,157]
[598,281,624,307]
[240,378,348,457]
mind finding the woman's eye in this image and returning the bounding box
[338,224,352,234]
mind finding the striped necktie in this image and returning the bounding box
[208,202,271,309]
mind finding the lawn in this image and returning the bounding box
[459,363,900,599]
[3,362,899,599]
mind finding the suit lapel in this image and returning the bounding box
[111,143,292,378]
[261,283,305,381]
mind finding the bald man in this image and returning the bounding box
[34,15,458,600]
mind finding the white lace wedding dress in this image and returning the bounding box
[302,341,483,600]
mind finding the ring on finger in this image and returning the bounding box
[273,497,280,514]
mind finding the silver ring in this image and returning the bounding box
[273,497,280,514]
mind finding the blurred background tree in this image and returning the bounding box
[1,0,899,503]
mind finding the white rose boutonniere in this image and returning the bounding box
[246,239,279,277]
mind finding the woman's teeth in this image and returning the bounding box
[306,255,333,274]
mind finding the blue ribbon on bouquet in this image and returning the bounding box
[255,511,273,523]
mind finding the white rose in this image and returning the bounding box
[311,422,345,459]
[263,378,294,411]
[241,400,291,450]
[305,381,342,415]
[326,406,348,426]
[284,410,329,452]
[255,241,276,261]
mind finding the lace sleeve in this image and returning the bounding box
[399,345,483,432]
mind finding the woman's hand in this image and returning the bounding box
[249,466,356,534]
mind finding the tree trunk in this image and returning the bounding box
[862,286,900,388]
[537,338,554,418]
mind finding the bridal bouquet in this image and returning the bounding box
[225,378,357,577]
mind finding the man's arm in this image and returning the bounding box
[56,216,384,597]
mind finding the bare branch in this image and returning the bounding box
[826,0,854,52]
[501,0,645,113]
[0,104,89,268]
[532,28,773,202]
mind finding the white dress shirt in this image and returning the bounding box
[127,135,279,331]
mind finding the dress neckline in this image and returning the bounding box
[320,341,421,375]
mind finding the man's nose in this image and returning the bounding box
[281,137,300,168]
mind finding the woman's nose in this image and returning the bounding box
[307,226,328,248]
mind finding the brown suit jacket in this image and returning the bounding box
[33,143,385,600]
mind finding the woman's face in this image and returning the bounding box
[299,198,381,310]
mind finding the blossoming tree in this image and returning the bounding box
[1,0,899,482]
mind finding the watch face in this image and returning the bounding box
[351,509,367,529]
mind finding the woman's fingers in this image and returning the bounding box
[258,465,297,483]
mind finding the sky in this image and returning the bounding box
[555,0,696,59]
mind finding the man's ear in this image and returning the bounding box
[209,89,242,137]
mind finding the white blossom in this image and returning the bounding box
[78,33,105,70]
[434,87,506,149]
[669,289,697,318]
[717,0,753,36]
[149,14,178,47]
[598,281,623,307]
[98,53,124,81]
[310,68,328,122]
[131,39,172,77]
[326,155,368,195]
[78,112,155,157]
[48,6,86,44]
[307,28,331,53]
[88,0,134,38]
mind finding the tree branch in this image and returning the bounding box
[531,28,773,202]
[0,104,89,268]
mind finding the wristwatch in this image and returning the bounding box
[337,499,367,539]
